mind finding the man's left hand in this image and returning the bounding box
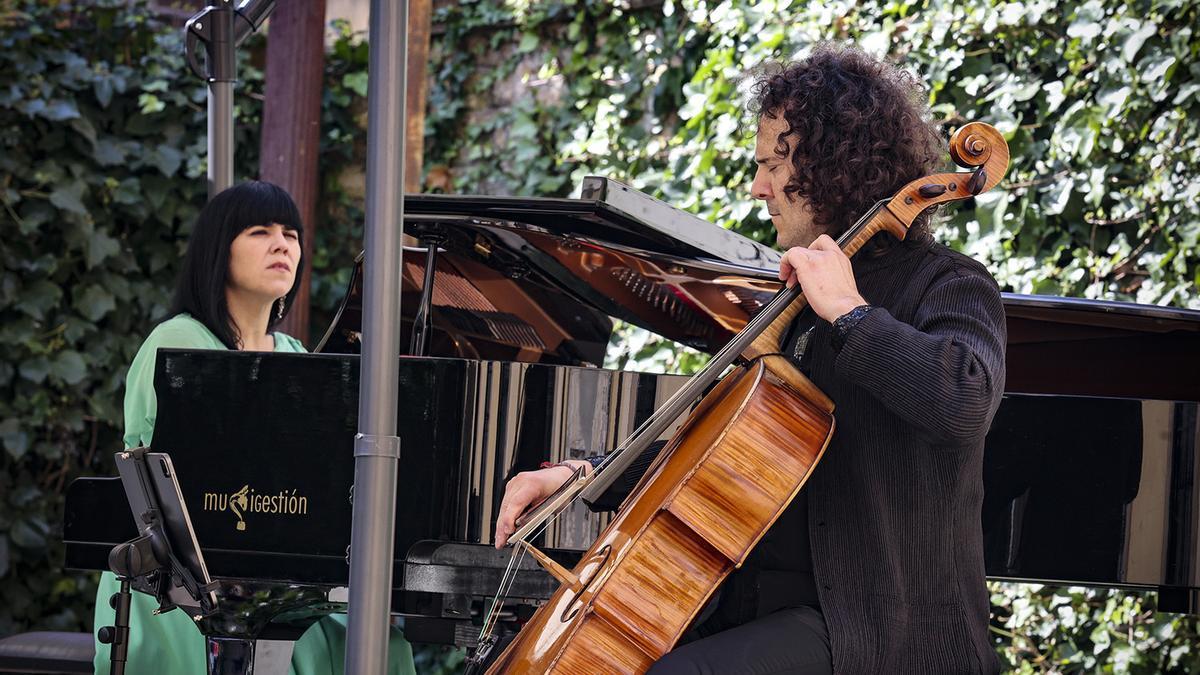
[778,234,868,323]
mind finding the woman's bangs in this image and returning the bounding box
[225,182,304,236]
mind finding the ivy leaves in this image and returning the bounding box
[905,0,1200,305]
[425,0,1199,310]
[0,0,247,635]
[991,583,1200,672]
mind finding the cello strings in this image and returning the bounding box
[478,544,528,643]
[496,199,890,547]
[564,199,888,504]
[478,498,566,645]
[585,198,884,476]
[476,198,893,649]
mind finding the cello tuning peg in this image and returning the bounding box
[967,166,987,195]
[918,184,947,198]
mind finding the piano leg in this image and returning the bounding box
[207,636,255,675]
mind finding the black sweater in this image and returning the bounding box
[597,236,1006,674]
[794,236,1005,674]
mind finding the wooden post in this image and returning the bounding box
[406,0,432,193]
[260,0,326,344]
[262,0,432,341]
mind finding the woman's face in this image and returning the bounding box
[227,222,301,302]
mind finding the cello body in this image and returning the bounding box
[488,356,834,673]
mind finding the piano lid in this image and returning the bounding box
[317,177,783,361]
[317,177,1200,401]
[402,176,780,269]
[1003,294,1200,401]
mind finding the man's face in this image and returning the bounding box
[750,113,822,250]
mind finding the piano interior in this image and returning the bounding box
[316,218,781,363]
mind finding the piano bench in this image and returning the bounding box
[0,632,93,674]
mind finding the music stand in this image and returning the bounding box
[97,448,219,675]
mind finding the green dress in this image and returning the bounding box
[93,314,415,675]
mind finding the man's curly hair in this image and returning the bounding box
[750,44,944,243]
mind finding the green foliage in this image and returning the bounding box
[425,0,1200,308]
[604,319,711,373]
[0,0,216,634]
[310,18,371,332]
[991,583,1200,673]
[0,0,328,636]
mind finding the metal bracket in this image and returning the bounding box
[353,433,401,459]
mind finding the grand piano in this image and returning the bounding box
[63,177,1200,662]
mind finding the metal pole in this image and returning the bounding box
[203,0,236,199]
[208,80,234,197]
[185,0,242,199]
[187,0,275,199]
[346,0,407,671]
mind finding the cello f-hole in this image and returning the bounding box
[560,544,613,623]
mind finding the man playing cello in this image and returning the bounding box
[496,43,1006,674]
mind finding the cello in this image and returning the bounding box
[476,122,1009,673]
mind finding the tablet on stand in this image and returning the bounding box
[97,448,219,675]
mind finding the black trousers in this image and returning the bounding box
[647,606,833,675]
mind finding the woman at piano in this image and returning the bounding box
[92,181,416,675]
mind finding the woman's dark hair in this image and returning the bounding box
[170,181,304,349]
[749,44,944,246]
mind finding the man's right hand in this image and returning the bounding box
[494,460,591,549]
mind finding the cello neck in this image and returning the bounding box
[742,202,906,359]
[581,202,901,505]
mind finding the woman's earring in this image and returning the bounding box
[276,298,285,320]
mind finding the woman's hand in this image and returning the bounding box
[778,234,868,322]
[494,460,591,549]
